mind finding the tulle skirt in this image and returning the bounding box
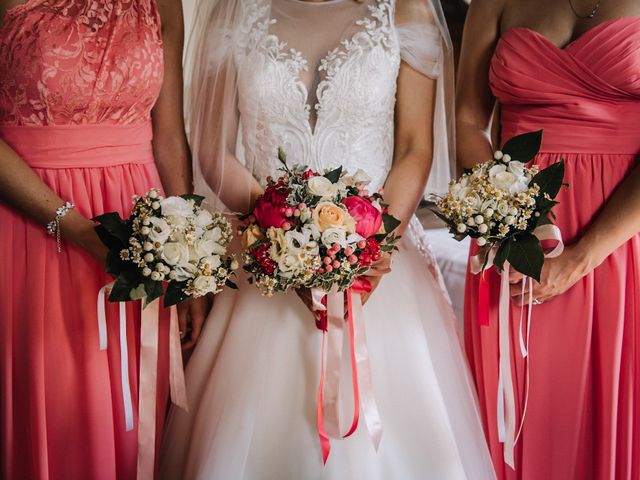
[160,220,496,480]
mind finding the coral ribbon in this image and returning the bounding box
[470,224,563,469]
[312,280,382,464]
[97,290,188,479]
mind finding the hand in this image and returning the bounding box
[178,295,213,350]
[64,214,109,264]
[360,253,393,304]
[296,287,315,313]
[509,245,593,305]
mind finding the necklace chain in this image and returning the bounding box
[568,0,602,19]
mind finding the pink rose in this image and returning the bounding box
[342,196,382,238]
[253,187,289,229]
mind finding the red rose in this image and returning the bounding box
[253,187,289,229]
[342,196,383,238]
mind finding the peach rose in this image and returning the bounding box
[312,202,355,233]
[242,224,264,249]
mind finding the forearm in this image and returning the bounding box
[575,160,640,268]
[383,148,431,236]
[209,151,262,213]
[152,137,192,195]
[456,121,494,172]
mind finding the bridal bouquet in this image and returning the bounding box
[93,189,237,307]
[433,130,565,281]
[240,148,401,296]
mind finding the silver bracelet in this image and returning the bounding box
[46,201,75,253]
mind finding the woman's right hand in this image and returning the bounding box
[61,211,109,264]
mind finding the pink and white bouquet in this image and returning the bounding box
[94,189,238,306]
[240,148,401,296]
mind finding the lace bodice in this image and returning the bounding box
[234,0,401,192]
[0,0,163,126]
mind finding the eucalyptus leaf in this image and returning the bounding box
[501,130,543,163]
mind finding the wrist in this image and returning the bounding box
[570,239,602,275]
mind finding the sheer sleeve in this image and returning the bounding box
[395,0,455,196]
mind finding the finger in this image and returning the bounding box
[509,282,530,298]
[182,312,204,350]
[177,303,189,340]
[509,270,524,284]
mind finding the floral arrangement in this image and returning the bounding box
[240,148,401,296]
[433,130,566,280]
[93,189,237,306]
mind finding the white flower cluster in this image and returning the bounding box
[436,152,541,247]
[122,190,237,297]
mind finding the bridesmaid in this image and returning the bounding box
[0,0,208,478]
[457,0,640,479]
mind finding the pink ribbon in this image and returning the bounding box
[97,291,188,479]
[312,281,382,464]
[470,224,563,469]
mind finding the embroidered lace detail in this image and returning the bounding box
[0,0,163,126]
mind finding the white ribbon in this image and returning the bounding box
[470,224,564,469]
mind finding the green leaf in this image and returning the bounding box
[506,232,544,281]
[502,130,543,163]
[92,212,130,245]
[382,214,401,235]
[323,166,343,184]
[535,214,554,227]
[164,280,188,307]
[109,274,137,302]
[144,278,164,304]
[430,209,451,226]
[531,160,565,199]
[104,250,125,276]
[130,283,148,301]
[277,147,288,166]
[493,238,513,271]
[180,193,205,206]
[94,225,125,250]
[225,279,238,290]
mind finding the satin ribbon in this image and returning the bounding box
[97,287,188,479]
[470,224,563,469]
[311,282,382,464]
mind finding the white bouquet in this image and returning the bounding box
[94,189,237,306]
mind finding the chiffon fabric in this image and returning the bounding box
[161,0,495,478]
[465,17,640,480]
[0,1,170,478]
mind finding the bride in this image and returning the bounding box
[161,0,495,478]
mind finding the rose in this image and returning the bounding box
[284,229,319,256]
[161,196,193,218]
[199,255,222,270]
[490,163,529,193]
[507,160,526,177]
[161,242,190,266]
[312,202,355,233]
[342,196,383,238]
[193,236,225,260]
[267,227,287,262]
[148,217,171,244]
[194,209,214,228]
[307,176,338,198]
[277,254,303,277]
[241,225,264,249]
[172,262,197,282]
[202,227,227,254]
[457,187,482,210]
[321,227,348,248]
[192,275,219,296]
[253,188,289,229]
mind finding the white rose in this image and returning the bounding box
[277,253,302,276]
[267,227,287,262]
[491,171,519,191]
[192,275,219,296]
[352,169,371,185]
[160,196,194,217]
[148,217,170,244]
[172,263,197,282]
[166,214,189,229]
[346,232,364,246]
[507,161,526,177]
[194,209,214,228]
[458,187,482,209]
[162,242,190,266]
[322,227,348,248]
[497,202,511,217]
[200,255,222,270]
[283,230,308,255]
[192,236,226,260]
[307,176,338,198]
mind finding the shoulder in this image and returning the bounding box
[395,0,434,26]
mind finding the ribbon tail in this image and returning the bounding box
[322,290,346,439]
[498,266,516,469]
[136,300,160,479]
[350,290,382,450]
[169,306,188,411]
[119,302,134,432]
[317,332,331,464]
[341,290,360,439]
[97,284,110,350]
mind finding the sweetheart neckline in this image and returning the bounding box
[500,16,640,52]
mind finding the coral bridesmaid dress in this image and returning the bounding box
[0,1,170,478]
[465,17,640,480]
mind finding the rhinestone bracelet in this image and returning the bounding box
[46,201,75,253]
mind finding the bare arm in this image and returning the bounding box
[153,0,191,196]
[456,0,504,171]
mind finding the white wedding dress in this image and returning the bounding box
[161,1,495,478]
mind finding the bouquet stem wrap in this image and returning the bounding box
[311,284,382,464]
[470,224,564,469]
[96,286,189,479]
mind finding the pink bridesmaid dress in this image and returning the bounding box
[0,1,170,478]
[465,17,640,480]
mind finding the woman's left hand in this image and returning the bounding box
[360,253,393,304]
[178,295,213,350]
[509,245,593,305]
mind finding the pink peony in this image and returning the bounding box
[342,196,383,238]
[253,187,289,229]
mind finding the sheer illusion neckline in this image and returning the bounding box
[283,0,349,5]
[502,16,640,51]
[266,0,389,135]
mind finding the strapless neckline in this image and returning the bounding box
[500,16,640,52]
